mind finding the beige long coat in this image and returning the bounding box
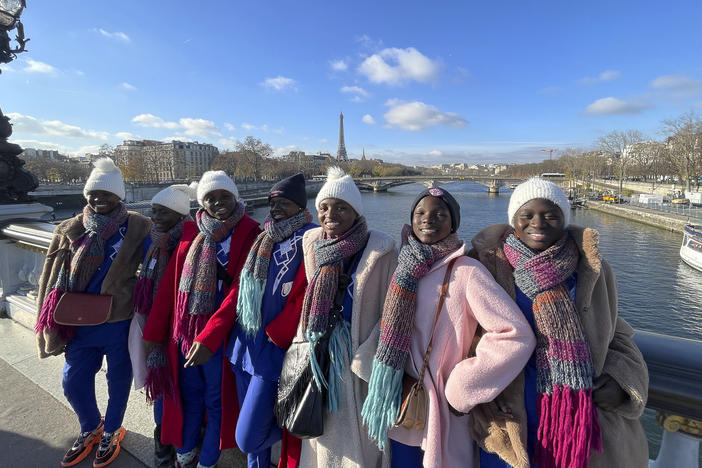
[297,227,398,468]
[469,224,649,468]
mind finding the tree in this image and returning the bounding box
[662,111,702,192]
[211,151,238,177]
[598,130,645,194]
[235,136,273,181]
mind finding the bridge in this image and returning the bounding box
[352,175,526,193]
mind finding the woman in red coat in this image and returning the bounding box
[143,171,261,468]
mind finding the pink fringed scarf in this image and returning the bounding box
[504,232,602,468]
[173,205,244,354]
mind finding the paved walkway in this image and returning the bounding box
[0,317,249,467]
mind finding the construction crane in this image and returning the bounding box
[541,148,557,160]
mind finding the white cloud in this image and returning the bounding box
[132,113,180,130]
[583,97,648,115]
[341,85,370,102]
[362,114,376,125]
[651,74,702,91]
[356,34,383,50]
[1,63,14,72]
[24,59,58,74]
[179,118,221,138]
[383,99,467,131]
[579,70,621,84]
[98,28,130,42]
[320,138,328,144]
[224,122,236,131]
[218,137,238,149]
[330,59,348,71]
[359,47,439,85]
[7,112,110,140]
[121,82,136,91]
[261,75,296,91]
[115,132,136,140]
[273,145,298,157]
[241,122,256,131]
[428,150,442,156]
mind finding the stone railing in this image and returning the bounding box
[1,217,700,466]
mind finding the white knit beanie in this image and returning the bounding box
[195,170,239,206]
[83,157,125,200]
[151,182,197,215]
[507,177,570,227]
[315,166,363,216]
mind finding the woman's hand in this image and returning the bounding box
[593,375,626,411]
[184,341,213,367]
[143,339,160,358]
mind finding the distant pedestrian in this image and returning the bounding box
[127,183,195,468]
[227,173,316,468]
[362,187,535,467]
[470,177,649,468]
[35,157,151,467]
[142,171,261,468]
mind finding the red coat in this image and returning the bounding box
[143,216,261,449]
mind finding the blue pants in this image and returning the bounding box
[233,367,282,468]
[177,345,223,467]
[63,320,133,433]
[154,396,163,425]
[390,439,424,467]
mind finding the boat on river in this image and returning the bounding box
[680,224,702,272]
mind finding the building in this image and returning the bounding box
[114,140,218,182]
[283,151,332,173]
[21,148,63,160]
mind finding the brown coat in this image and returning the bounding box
[35,211,151,358]
[469,224,649,468]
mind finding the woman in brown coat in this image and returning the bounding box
[470,177,649,468]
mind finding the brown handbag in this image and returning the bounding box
[394,257,458,430]
[52,251,113,326]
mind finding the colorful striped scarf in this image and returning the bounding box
[173,204,244,354]
[362,226,461,450]
[504,232,602,468]
[301,217,369,412]
[133,218,187,316]
[35,204,129,339]
[237,210,312,335]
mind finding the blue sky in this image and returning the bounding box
[4,0,702,165]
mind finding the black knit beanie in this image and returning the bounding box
[410,187,461,232]
[269,173,307,209]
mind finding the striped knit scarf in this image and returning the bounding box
[504,232,602,468]
[362,226,461,450]
[35,204,129,339]
[133,218,187,316]
[301,217,369,412]
[173,204,244,354]
[237,210,312,335]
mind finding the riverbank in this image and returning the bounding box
[586,201,689,233]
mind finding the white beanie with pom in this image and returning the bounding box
[151,182,197,215]
[315,166,363,216]
[84,157,125,200]
[195,170,239,206]
[507,177,570,228]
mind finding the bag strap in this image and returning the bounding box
[416,256,458,383]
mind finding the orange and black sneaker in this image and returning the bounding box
[61,420,104,467]
[93,426,126,468]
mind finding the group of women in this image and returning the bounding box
[35,158,649,468]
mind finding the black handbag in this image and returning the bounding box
[275,267,354,439]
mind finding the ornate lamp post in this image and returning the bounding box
[0,0,37,203]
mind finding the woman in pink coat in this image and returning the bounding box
[362,187,536,467]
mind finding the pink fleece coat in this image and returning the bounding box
[388,244,536,468]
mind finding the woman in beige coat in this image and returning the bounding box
[470,178,649,468]
[290,167,397,468]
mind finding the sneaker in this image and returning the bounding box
[61,420,104,467]
[154,424,175,467]
[93,427,126,468]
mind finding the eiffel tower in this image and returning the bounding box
[336,112,348,162]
